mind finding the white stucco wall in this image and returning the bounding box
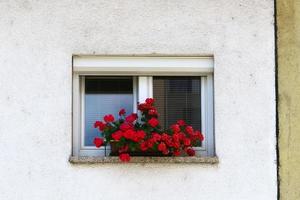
[0,1,276,200]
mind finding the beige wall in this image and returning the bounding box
[278,0,300,199]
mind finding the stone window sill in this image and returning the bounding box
[69,156,219,164]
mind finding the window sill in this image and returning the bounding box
[69,156,219,164]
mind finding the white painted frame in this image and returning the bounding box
[72,56,214,157]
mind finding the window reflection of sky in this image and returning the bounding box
[84,94,133,146]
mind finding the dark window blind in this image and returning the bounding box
[153,77,201,131]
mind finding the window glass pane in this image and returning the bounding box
[153,76,201,132]
[84,77,133,146]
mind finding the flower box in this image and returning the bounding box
[93,98,204,162]
[109,141,170,157]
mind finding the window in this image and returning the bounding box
[84,77,135,146]
[153,77,202,131]
[73,56,214,157]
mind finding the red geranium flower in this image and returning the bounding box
[177,119,186,126]
[140,141,148,151]
[193,131,204,142]
[179,132,186,141]
[185,126,194,135]
[173,141,180,149]
[161,133,170,142]
[148,109,158,116]
[158,142,167,152]
[119,153,130,162]
[138,103,152,112]
[165,138,173,147]
[152,133,161,142]
[171,124,181,133]
[120,123,132,131]
[145,98,155,105]
[112,130,123,141]
[125,113,138,123]
[94,121,106,131]
[184,138,191,146]
[94,137,104,148]
[123,129,135,140]
[132,136,140,142]
[173,132,180,142]
[104,114,114,123]
[148,117,159,127]
[119,108,126,116]
[147,139,155,149]
[186,148,195,156]
[136,130,146,140]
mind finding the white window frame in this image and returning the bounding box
[72,56,214,157]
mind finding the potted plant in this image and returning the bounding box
[93,98,204,162]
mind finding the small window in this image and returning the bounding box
[72,56,214,157]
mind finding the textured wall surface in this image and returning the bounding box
[0,1,276,200]
[278,0,300,199]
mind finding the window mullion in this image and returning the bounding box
[138,76,153,103]
[133,77,138,113]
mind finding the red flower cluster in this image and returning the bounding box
[104,114,114,123]
[94,121,106,131]
[119,153,130,162]
[148,117,159,127]
[93,137,104,148]
[93,98,204,162]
